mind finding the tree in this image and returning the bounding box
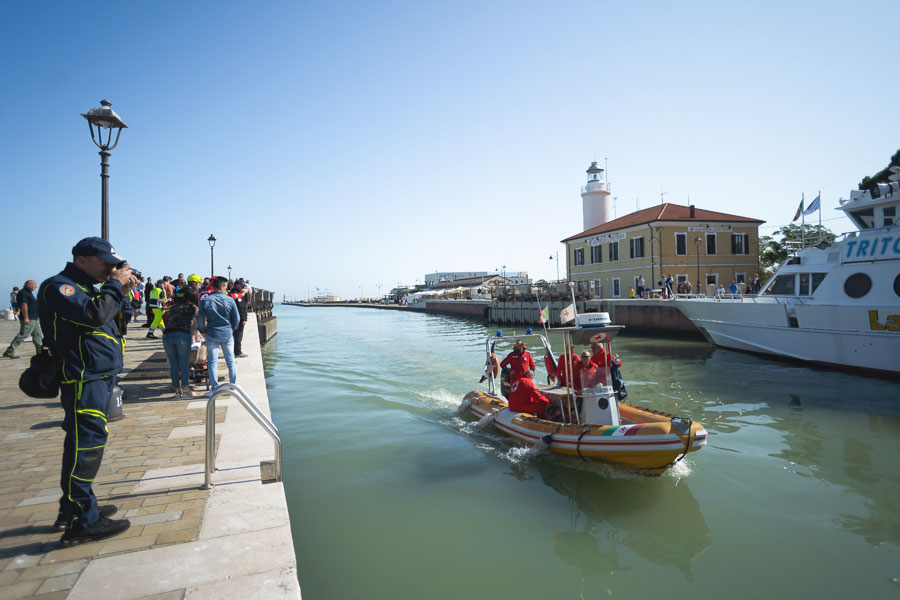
[859,148,900,194]
[758,223,836,280]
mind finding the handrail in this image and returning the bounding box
[203,383,282,489]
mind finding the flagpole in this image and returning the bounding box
[801,192,805,249]
[818,190,822,244]
[569,282,578,321]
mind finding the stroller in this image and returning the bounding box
[189,340,210,390]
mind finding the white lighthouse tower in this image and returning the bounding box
[581,161,611,230]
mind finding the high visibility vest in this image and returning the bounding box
[148,287,166,308]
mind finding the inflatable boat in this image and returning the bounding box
[458,314,706,475]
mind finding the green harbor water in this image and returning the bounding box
[262,305,900,599]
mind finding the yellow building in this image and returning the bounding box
[562,203,764,297]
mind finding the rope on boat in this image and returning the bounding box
[576,426,592,461]
[541,424,564,447]
[671,418,695,466]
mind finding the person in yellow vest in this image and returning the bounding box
[629,287,635,298]
[146,280,167,339]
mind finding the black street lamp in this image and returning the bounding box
[81,100,127,241]
[549,253,559,282]
[208,234,217,279]
[227,265,233,280]
[694,236,702,294]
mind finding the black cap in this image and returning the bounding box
[72,237,126,265]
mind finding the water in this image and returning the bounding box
[263,306,900,599]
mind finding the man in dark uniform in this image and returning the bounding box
[39,237,135,546]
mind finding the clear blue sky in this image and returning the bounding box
[2,0,898,300]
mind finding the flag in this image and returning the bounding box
[560,303,575,324]
[538,305,548,324]
[803,193,820,216]
[792,199,803,222]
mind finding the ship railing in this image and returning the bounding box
[202,383,282,489]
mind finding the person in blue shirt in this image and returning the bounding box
[728,281,739,294]
[198,276,240,394]
[39,237,135,546]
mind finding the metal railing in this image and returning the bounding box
[203,383,282,489]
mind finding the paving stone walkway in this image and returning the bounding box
[0,312,299,599]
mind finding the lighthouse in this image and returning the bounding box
[581,161,611,231]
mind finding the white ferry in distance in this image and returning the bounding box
[674,175,900,376]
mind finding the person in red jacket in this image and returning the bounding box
[500,339,536,381]
[590,342,621,368]
[508,370,550,418]
[573,351,605,393]
[555,352,579,388]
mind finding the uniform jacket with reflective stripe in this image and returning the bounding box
[38,263,126,382]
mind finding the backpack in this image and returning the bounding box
[18,349,62,398]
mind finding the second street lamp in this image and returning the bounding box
[81,100,127,241]
[228,265,233,280]
[208,234,217,279]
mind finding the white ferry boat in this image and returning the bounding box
[674,178,900,376]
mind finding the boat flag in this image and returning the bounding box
[803,193,820,216]
[538,305,549,325]
[560,303,575,324]
[792,198,803,222]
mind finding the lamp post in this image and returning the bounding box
[694,236,702,294]
[549,253,559,282]
[208,235,217,279]
[81,100,127,241]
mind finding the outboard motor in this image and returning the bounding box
[581,384,620,426]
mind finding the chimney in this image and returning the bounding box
[689,205,695,218]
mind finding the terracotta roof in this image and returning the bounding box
[561,203,765,242]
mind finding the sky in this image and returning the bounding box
[2,0,898,300]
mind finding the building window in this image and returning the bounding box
[706,233,717,255]
[675,233,687,256]
[594,280,602,297]
[731,233,749,255]
[706,274,718,287]
[629,236,644,259]
[609,241,619,261]
[591,245,602,264]
[575,248,584,266]
[612,277,621,298]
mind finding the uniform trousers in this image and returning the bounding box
[58,378,113,531]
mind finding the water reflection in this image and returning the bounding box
[762,392,900,549]
[533,461,710,581]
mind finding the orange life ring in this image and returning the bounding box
[491,353,500,377]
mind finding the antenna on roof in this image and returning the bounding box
[605,157,609,190]
[660,192,668,205]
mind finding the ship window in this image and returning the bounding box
[764,274,795,295]
[844,273,872,298]
[811,273,827,295]
[798,273,811,296]
[883,206,896,227]
[894,274,900,298]
[848,208,875,230]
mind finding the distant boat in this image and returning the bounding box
[674,180,900,376]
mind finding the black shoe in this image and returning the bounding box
[3,350,17,359]
[60,516,130,547]
[53,504,118,531]
[141,323,151,328]
[236,353,248,358]
[146,332,157,339]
